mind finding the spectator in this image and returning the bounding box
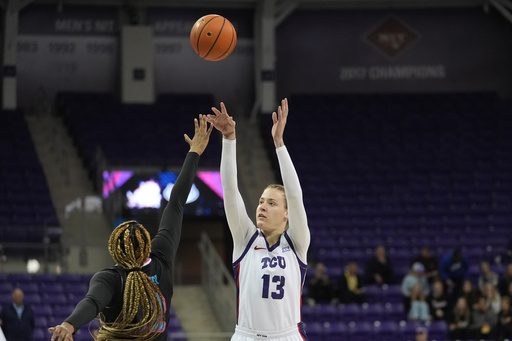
[482,282,501,315]
[336,261,366,304]
[412,245,439,284]
[401,262,430,313]
[428,279,451,321]
[448,296,472,340]
[498,263,512,297]
[307,262,334,305]
[408,283,431,322]
[477,260,499,292]
[469,295,497,340]
[439,248,469,300]
[364,245,396,285]
[415,326,429,341]
[496,296,512,341]
[459,279,479,309]
[0,288,35,341]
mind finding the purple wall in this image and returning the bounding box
[276,8,512,99]
[14,5,512,111]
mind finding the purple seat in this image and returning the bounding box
[67,293,84,305]
[0,282,13,293]
[33,303,53,317]
[168,317,182,331]
[34,316,48,328]
[0,293,11,304]
[16,282,39,294]
[383,302,406,321]
[32,328,46,341]
[41,283,64,294]
[304,322,323,340]
[323,321,347,341]
[59,273,84,283]
[363,285,382,303]
[361,302,383,322]
[64,283,89,295]
[73,328,95,341]
[374,320,398,341]
[8,273,33,283]
[43,292,67,305]
[347,321,372,341]
[33,273,57,284]
[24,293,42,305]
[301,304,318,323]
[398,321,424,340]
[381,285,403,304]
[338,303,361,323]
[317,304,338,322]
[52,304,75,317]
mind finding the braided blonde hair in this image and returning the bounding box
[95,220,165,341]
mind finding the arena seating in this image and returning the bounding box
[0,110,61,256]
[261,92,512,340]
[56,92,222,179]
[0,273,187,341]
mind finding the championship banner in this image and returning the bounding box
[276,8,512,99]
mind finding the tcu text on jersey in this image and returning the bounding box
[261,256,286,269]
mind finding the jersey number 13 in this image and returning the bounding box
[261,274,286,299]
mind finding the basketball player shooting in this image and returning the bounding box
[207,98,311,341]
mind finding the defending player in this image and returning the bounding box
[49,115,213,341]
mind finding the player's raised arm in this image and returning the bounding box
[207,103,256,254]
[153,114,213,261]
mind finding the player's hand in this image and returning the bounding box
[48,322,74,341]
[271,98,288,148]
[185,114,213,155]
[206,102,236,140]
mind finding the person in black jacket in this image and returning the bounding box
[364,245,396,285]
[49,115,213,341]
[0,288,35,341]
[336,261,366,304]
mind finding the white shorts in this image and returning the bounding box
[231,323,309,341]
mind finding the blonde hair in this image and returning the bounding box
[264,184,287,209]
[95,220,165,341]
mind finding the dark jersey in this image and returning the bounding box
[65,152,200,340]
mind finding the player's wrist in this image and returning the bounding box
[62,321,75,334]
[223,132,236,140]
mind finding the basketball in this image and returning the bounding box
[190,14,237,61]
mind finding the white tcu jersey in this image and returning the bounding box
[233,229,308,332]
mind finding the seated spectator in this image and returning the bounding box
[401,262,430,313]
[439,248,469,301]
[364,245,396,285]
[482,282,501,315]
[496,296,512,341]
[415,326,428,341]
[408,282,431,322]
[460,279,480,309]
[469,295,498,340]
[0,288,35,341]
[498,263,512,297]
[412,245,439,284]
[307,262,334,305]
[428,279,451,321]
[477,260,499,292]
[335,261,366,304]
[448,297,472,340]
